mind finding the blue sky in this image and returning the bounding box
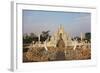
[23,10,91,37]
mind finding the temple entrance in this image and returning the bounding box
[56,33,66,60]
[56,33,65,49]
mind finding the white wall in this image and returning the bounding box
[0,0,100,73]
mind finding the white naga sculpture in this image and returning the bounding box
[73,40,77,50]
[44,41,48,51]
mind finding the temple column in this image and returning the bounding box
[80,32,83,42]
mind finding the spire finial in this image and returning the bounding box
[59,24,62,29]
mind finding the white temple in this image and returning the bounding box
[30,24,91,51]
[46,24,72,47]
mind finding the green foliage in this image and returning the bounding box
[23,34,33,44]
[40,30,50,43]
[23,30,51,44]
[85,32,91,42]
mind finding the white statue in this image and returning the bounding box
[44,41,48,51]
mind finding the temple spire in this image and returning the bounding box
[58,24,64,34]
[59,24,63,30]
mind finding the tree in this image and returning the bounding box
[85,32,91,42]
[30,33,38,44]
[40,30,50,43]
[23,34,32,44]
[23,33,38,44]
[73,36,81,42]
[30,33,37,38]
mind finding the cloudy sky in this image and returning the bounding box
[23,10,91,37]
